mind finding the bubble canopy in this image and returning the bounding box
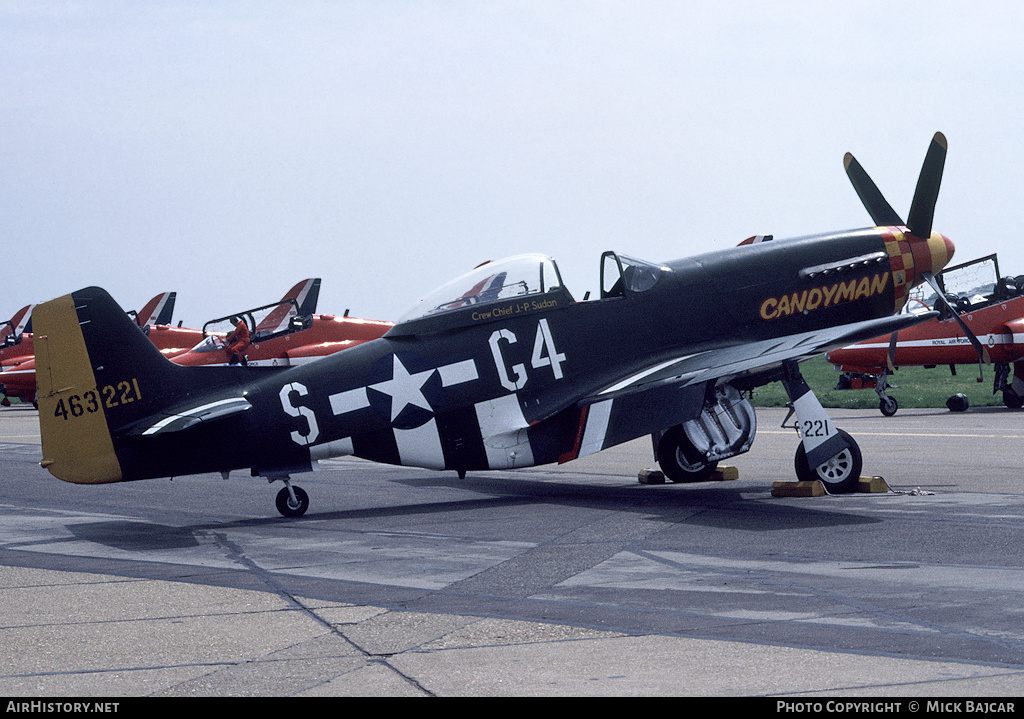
[397,254,568,325]
[387,254,573,335]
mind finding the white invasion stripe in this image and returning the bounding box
[439,359,478,386]
[579,400,613,457]
[600,356,699,395]
[142,398,247,435]
[329,387,370,416]
[475,394,533,469]
[394,417,446,470]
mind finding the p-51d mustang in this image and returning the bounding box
[34,134,955,516]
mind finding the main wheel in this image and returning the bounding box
[879,395,898,416]
[794,429,862,494]
[276,485,309,517]
[657,425,718,483]
[1003,391,1024,409]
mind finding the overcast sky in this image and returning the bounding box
[3,1,1023,327]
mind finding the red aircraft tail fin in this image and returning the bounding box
[134,292,176,327]
[2,304,35,340]
[254,278,322,334]
[282,278,321,316]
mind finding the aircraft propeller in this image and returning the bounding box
[843,153,902,228]
[843,131,947,240]
[905,131,947,241]
[845,132,988,377]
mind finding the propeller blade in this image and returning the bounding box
[844,152,904,227]
[924,272,991,372]
[906,132,948,239]
[887,331,898,372]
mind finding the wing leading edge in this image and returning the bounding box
[590,311,938,401]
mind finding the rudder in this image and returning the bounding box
[35,291,123,483]
[35,287,188,484]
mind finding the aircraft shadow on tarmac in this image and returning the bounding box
[58,470,879,553]
[392,472,882,532]
[66,521,203,551]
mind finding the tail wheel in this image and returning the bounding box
[657,425,718,483]
[794,430,862,494]
[276,485,309,517]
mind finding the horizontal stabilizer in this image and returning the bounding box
[125,395,252,436]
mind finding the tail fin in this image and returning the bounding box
[34,288,209,484]
[36,287,292,485]
[135,291,177,327]
[254,278,322,334]
[35,291,126,483]
[283,278,321,317]
[2,304,35,341]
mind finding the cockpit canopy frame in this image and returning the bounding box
[600,252,665,298]
[390,254,572,336]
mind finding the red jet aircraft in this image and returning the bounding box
[170,285,393,369]
[826,253,1024,414]
[151,278,327,362]
[1,279,382,405]
[1,304,35,366]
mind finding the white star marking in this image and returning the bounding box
[370,355,436,422]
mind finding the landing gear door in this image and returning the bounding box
[789,388,840,464]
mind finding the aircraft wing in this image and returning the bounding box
[589,312,939,401]
[562,312,938,460]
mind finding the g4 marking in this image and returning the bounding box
[53,379,142,421]
[490,318,567,392]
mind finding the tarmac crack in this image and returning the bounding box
[197,529,436,696]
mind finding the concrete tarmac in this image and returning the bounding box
[2,405,1023,697]
[2,565,1023,697]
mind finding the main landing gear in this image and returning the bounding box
[782,360,862,494]
[655,383,756,483]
